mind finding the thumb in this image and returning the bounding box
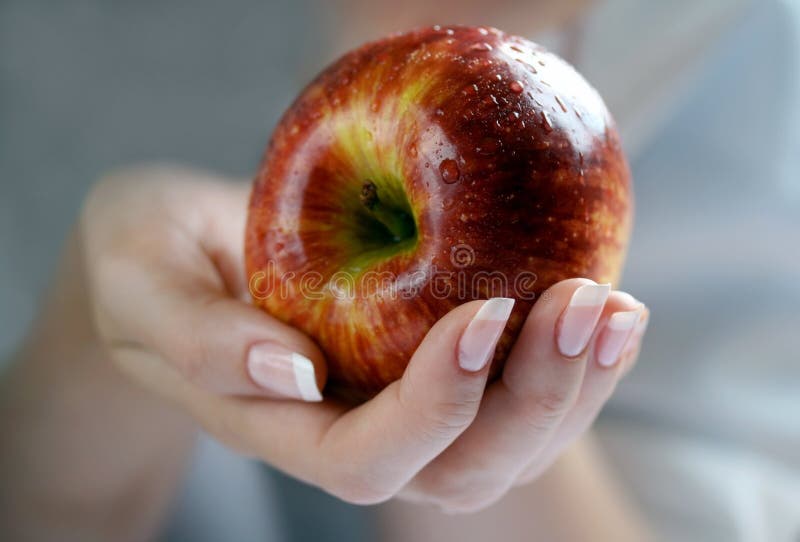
[97,257,326,401]
[82,168,326,401]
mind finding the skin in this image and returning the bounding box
[379,434,651,541]
[247,26,632,397]
[0,166,651,540]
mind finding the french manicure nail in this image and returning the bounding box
[557,282,611,357]
[621,309,650,360]
[247,342,322,401]
[458,297,515,372]
[597,307,644,367]
[636,308,650,333]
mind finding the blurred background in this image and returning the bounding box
[1,0,798,540]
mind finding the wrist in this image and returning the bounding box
[0,230,197,541]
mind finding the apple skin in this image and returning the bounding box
[246,26,632,400]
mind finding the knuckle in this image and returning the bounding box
[515,386,574,433]
[428,396,481,434]
[82,165,190,255]
[533,386,572,417]
[82,167,152,227]
[412,396,481,443]
[397,376,483,443]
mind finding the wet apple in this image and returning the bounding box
[245,26,632,399]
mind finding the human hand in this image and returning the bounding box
[80,165,648,512]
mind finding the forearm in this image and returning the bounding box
[0,234,197,542]
[377,434,652,542]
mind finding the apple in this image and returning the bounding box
[245,25,632,400]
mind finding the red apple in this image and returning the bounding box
[246,25,632,400]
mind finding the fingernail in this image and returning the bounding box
[458,297,515,372]
[623,308,650,354]
[557,282,611,357]
[620,309,650,369]
[247,342,322,401]
[597,306,644,367]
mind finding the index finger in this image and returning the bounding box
[159,298,514,504]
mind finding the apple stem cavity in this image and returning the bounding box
[359,181,415,243]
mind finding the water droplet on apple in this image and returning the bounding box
[510,45,524,53]
[515,58,538,74]
[541,111,553,133]
[495,73,503,81]
[439,159,460,184]
[538,59,546,67]
[446,28,455,36]
[505,111,522,128]
[509,80,524,94]
[555,95,568,113]
[462,83,479,96]
[469,42,493,53]
[477,27,489,36]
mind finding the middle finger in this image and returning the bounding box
[403,278,609,512]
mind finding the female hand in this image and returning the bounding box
[81,164,649,513]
